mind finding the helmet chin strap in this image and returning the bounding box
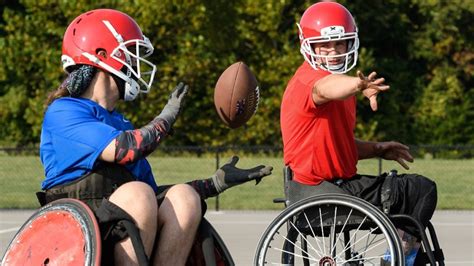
[112,73,140,101]
[111,73,126,100]
[124,81,140,101]
[112,65,139,101]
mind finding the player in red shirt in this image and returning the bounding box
[280,2,437,265]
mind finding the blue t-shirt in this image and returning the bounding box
[40,97,158,192]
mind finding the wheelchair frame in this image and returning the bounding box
[254,167,445,266]
[2,198,235,266]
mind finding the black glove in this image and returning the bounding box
[211,156,273,193]
[156,82,188,131]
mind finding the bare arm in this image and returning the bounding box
[312,74,360,105]
[355,139,379,160]
[313,71,389,110]
[100,141,116,162]
[356,139,414,169]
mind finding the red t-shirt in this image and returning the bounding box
[280,62,358,185]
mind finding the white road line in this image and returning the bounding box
[0,221,25,225]
[206,221,271,225]
[0,227,19,234]
[432,223,473,226]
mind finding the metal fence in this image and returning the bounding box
[1,145,473,210]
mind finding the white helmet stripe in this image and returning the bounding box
[103,20,124,43]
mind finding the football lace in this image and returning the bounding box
[253,86,260,114]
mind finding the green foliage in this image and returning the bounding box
[0,0,472,146]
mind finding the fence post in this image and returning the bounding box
[378,157,382,175]
[215,147,220,211]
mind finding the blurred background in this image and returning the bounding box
[0,0,472,210]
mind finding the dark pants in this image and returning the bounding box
[288,173,438,235]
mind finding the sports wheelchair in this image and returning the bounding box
[254,167,445,265]
[2,198,234,266]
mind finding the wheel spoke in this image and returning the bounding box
[319,207,327,255]
[272,247,319,262]
[331,208,354,262]
[272,227,319,262]
[289,219,324,258]
[303,209,325,256]
[336,215,368,258]
[339,228,388,264]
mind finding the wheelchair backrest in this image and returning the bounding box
[283,166,349,205]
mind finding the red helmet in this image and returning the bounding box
[297,2,359,74]
[61,9,156,101]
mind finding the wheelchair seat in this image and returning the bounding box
[275,166,350,207]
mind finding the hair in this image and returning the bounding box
[45,65,97,106]
[45,81,70,107]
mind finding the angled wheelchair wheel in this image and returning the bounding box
[255,194,404,266]
[187,217,235,266]
[2,198,101,266]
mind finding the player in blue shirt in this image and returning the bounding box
[40,9,272,265]
[41,97,159,191]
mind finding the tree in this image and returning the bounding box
[0,0,472,147]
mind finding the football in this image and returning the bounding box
[214,62,259,129]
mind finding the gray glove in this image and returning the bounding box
[156,82,188,131]
[212,156,273,193]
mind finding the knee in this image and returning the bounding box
[411,175,438,226]
[416,175,437,200]
[165,184,202,222]
[109,181,158,219]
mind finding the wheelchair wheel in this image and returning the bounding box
[2,198,101,266]
[255,194,404,266]
[187,217,235,266]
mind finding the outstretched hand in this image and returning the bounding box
[156,82,189,131]
[374,141,414,170]
[212,156,273,193]
[357,71,390,111]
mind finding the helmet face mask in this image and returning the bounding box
[61,9,157,101]
[298,2,359,74]
[109,36,156,101]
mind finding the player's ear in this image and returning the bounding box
[96,49,107,59]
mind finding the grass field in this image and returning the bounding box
[0,155,472,210]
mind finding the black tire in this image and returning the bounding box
[202,218,235,266]
[255,194,404,265]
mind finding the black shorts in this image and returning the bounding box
[289,172,437,235]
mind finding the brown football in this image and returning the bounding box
[214,62,259,129]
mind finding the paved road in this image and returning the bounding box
[1,209,473,265]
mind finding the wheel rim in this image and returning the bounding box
[255,195,403,266]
